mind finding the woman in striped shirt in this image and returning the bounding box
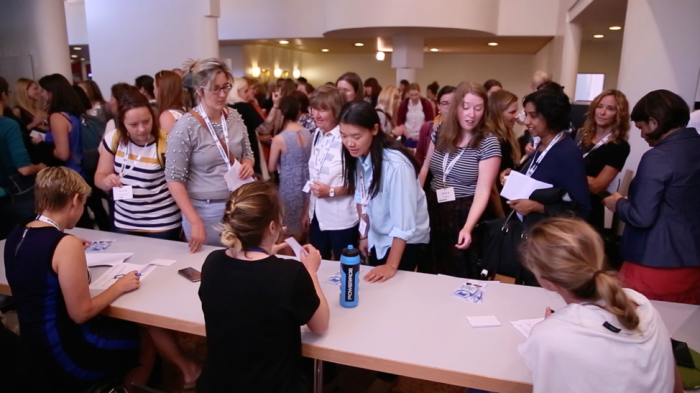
[418,82,501,276]
[95,90,181,239]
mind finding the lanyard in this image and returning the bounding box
[581,133,612,158]
[312,130,333,180]
[526,132,564,177]
[197,104,230,169]
[441,149,465,188]
[37,215,61,231]
[244,247,269,255]
[358,164,374,210]
[118,142,147,179]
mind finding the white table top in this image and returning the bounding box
[1,228,698,393]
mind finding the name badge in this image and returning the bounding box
[358,214,370,238]
[436,187,456,203]
[302,180,312,193]
[113,185,133,201]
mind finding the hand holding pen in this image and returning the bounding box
[113,271,140,293]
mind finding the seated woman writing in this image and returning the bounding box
[3,167,199,392]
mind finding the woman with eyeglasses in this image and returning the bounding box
[416,85,456,166]
[165,59,255,253]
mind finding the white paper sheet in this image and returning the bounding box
[85,253,133,267]
[284,237,306,259]
[467,315,502,328]
[147,259,177,266]
[89,262,156,290]
[224,159,255,192]
[30,130,46,141]
[500,171,553,201]
[510,318,545,338]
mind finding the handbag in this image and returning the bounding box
[471,211,537,285]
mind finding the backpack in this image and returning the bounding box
[80,114,106,176]
[110,129,168,169]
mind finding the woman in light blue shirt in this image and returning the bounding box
[340,101,430,283]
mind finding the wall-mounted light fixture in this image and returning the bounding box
[251,66,261,77]
[376,51,385,61]
[293,69,301,79]
[274,68,283,78]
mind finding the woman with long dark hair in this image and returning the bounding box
[336,72,364,102]
[340,101,429,283]
[154,70,185,134]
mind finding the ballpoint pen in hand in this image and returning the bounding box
[114,272,142,279]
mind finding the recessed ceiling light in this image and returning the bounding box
[71,54,78,58]
[354,43,364,47]
[593,34,605,38]
[279,40,289,45]
[73,47,81,50]
[321,49,329,52]
[487,42,498,46]
[80,58,85,61]
[430,48,439,52]
[609,26,622,31]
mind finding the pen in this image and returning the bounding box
[114,273,142,279]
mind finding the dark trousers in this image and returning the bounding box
[115,227,182,241]
[308,216,358,260]
[368,243,425,272]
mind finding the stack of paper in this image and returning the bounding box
[85,253,133,267]
[500,171,552,201]
[89,262,156,290]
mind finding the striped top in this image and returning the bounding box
[429,131,501,198]
[102,129,181,231]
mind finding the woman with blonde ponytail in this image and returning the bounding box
[198,182,329,393]
[518,217,681,393]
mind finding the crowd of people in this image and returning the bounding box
[1,59,698,393]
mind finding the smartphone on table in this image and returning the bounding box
[178,267,201,282]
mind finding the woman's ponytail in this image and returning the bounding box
[595,272,640,330]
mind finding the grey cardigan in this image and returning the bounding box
[165,107,254,200]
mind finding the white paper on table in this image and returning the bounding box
[500,171,552,201]
[510,318,545,338]
[224,159,255,192]
[148,259,177,266]
[284,237,306,259]
[85,253,133,267]
[30,130,46,141]
[89,262,156,290]
[466,315,502,328]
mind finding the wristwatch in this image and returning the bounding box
[329,187,335,198]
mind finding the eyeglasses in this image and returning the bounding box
[204,83,233,95]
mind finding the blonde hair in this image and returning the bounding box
[220,182,283,252]
[182,58,232,97]
[227,77,248,105]
[578,89,630,147]
[521,218,640,330]
[486,90,521,164]
[13,78,43,117]
[376,85,401,120]
[309,85,346,121]
[35,167,91,213]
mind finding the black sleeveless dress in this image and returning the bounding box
[3,226,141,392]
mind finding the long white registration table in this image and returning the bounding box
[1,228,699,393]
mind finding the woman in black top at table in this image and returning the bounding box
[576,89,630,231]
[198,181,329,393]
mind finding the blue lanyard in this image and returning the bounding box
[244,247,269,255]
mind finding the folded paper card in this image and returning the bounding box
[466,315,502,328]
[85,253,133,267]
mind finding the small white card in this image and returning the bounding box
[466,315,502,328]
[358,220,368,237]
[113,185,133,201]
[148,259,177,267]
[302,180,312,193]
[30,130,46,141]
[284,237,306,259]
[436,187,456,203]
[224,160,255,192]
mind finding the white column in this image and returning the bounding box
[559,21,581,100]
[617,0,700,175]
[392,36,424,85]
[85,0,221,96]
[0,0,72,82]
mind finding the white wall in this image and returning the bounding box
[65,1,89,45]
[497,0,559,36]
[578,40,622,91]
[0,0,73,82]
[85,0,219,97]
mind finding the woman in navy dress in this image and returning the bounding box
[3,167,200,392]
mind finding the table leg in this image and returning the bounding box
[313,358,324,393]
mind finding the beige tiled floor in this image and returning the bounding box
[160,333,466,393]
